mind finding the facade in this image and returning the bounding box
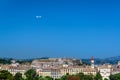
[83,67,96,75]
[51,69,62,79]
[98,64,112,80]
[38,68,62,79]
[39,68,51,77]
[38,66,97,79]
[100,68,110,80]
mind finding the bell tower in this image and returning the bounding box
[91,56,94,68]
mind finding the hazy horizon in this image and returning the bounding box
[0,0,120,59]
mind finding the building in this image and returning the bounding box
[83,67,97,75]
[38,68,51,77]
[98,64,112,80]
[38,68,62,79]
[91,56,95,68]
[0,64,30,78]
[111,64,120,75]
[51,69,62,79]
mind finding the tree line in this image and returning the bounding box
[0,58,32,64]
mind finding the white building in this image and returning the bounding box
[91,57,95,68]
[98,65,111,80]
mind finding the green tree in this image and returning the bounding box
[14,72,24,80]
[94,72,102,80]
[61,73,69,80]
[109,74,114,80]
[39,76,44,80]
[24,69,39,80]
[84,74,94,80]
[76,73,84,80]
[104,78,108,80]
[0,70,14,80]
[44,76,53,80]
[55,78,61,80]
[109,73,120,80]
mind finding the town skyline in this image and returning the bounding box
[0,56,120,80]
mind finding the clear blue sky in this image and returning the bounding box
[0,0,120,59]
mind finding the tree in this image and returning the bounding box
[44,76,53,80]
[84,74,94,80]
[24,69,39,80]
[76,73,84,80]
[61,73,69,80]
[39,76,44,80]
[0,70,14,80]
[109,74,115,80]
[67,75,80,80]
[55,78,61,80]
[109,73,120,80]
[14,72,24,80]
[94,72,102,80]
[104,78,108,80]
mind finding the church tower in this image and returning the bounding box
[91,56,94,68]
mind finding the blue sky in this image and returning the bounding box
[0,0,120,59]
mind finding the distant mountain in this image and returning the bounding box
[104,56,120,64]
[82,56,120,65]
[1,56,120,65]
